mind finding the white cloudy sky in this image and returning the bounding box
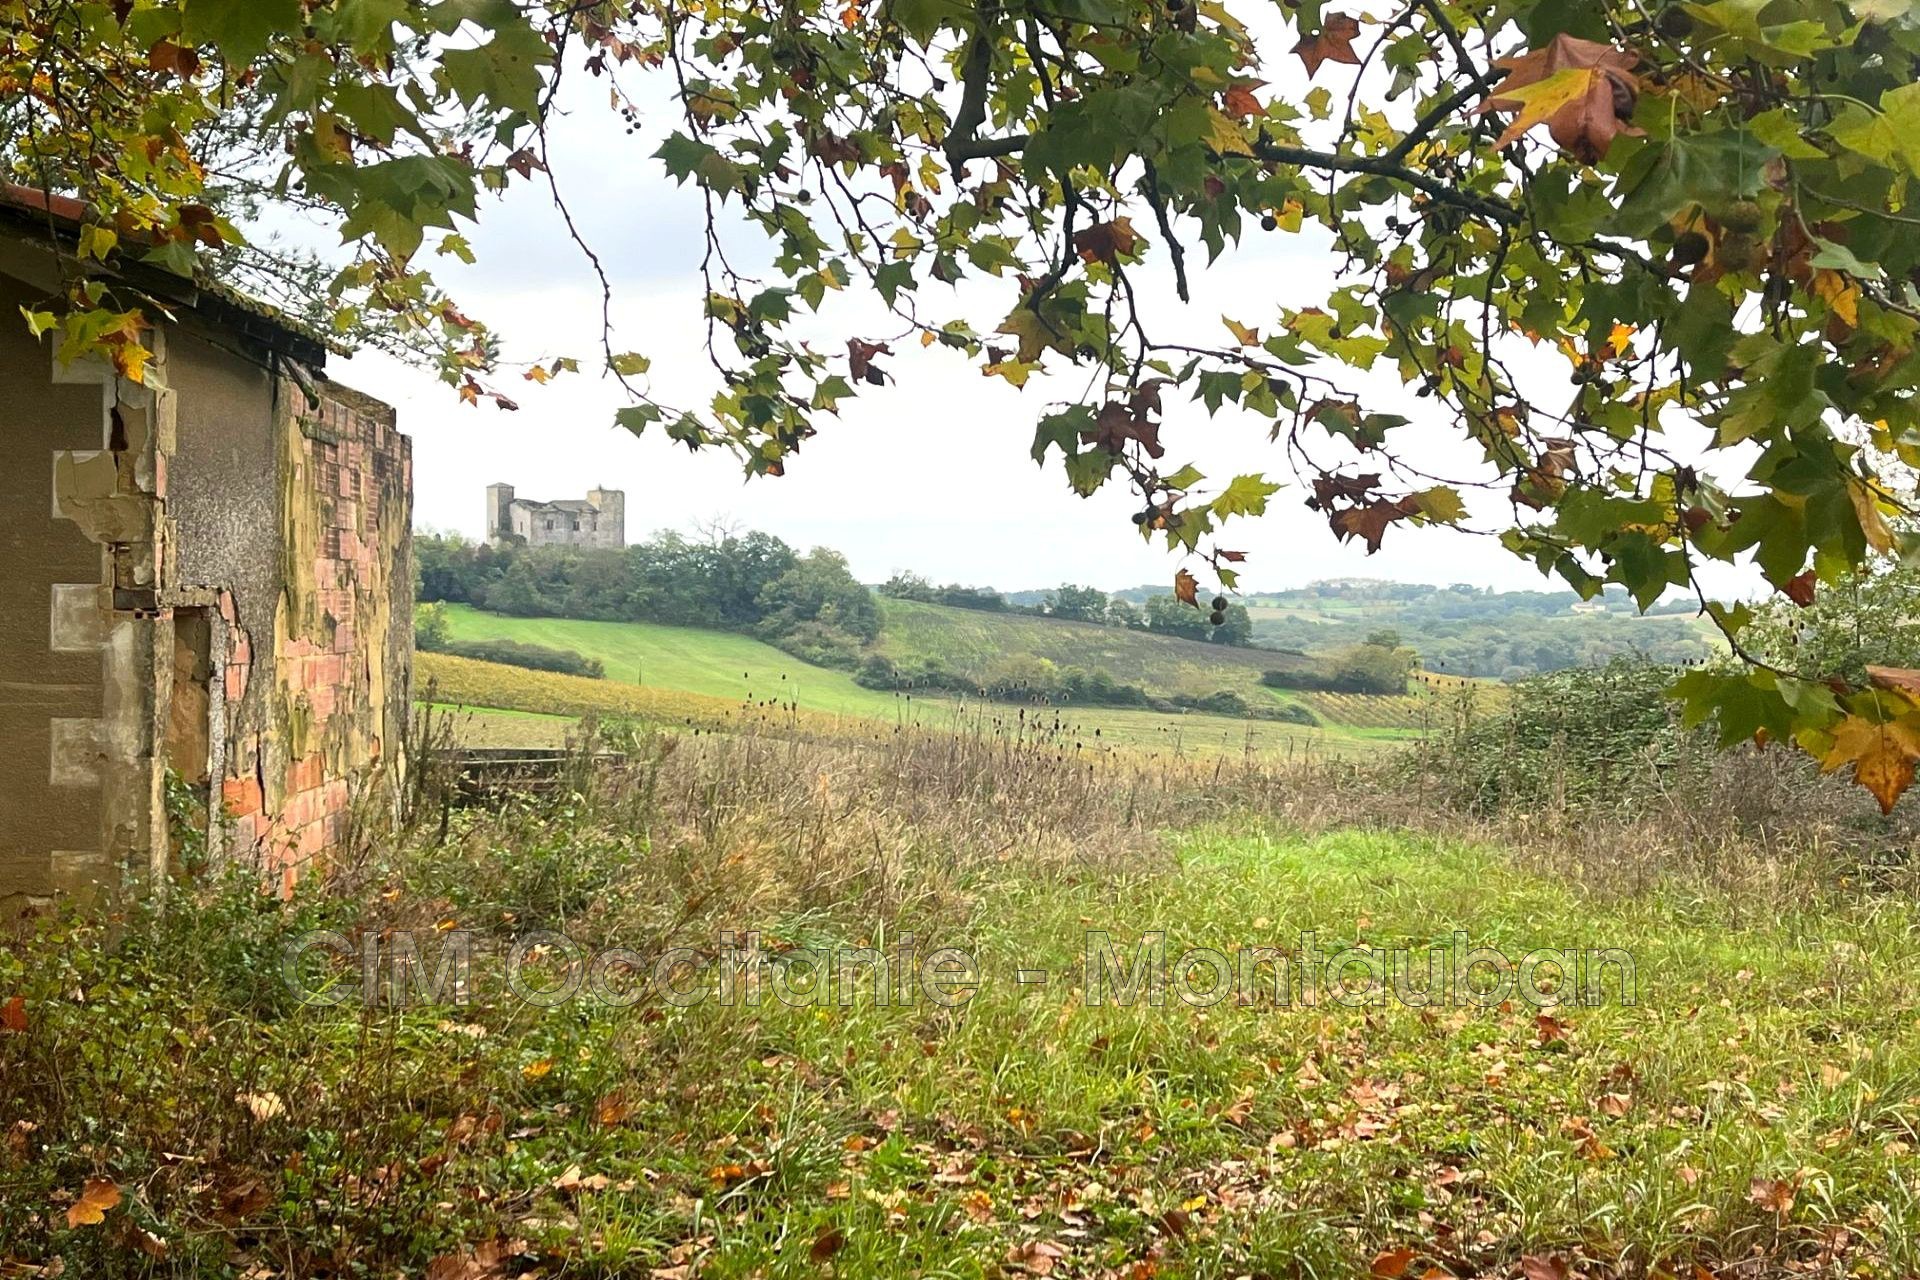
[324,36,1725,599]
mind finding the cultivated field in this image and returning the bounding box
[431,603,1470,754]
[417,650,1397,760]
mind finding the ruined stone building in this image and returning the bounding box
[486,483,625,549]
[0,188,412,910]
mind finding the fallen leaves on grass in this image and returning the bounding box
[64,1177,121,1228]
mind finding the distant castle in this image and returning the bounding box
[485,483,625,550]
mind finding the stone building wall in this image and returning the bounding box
[0,230,411,910]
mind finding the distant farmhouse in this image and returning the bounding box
[486,484,625,550]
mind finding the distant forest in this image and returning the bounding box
[1227,580,1714,680]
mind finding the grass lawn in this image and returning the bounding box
[10,800,1917,1277]
[430,605,1409,756]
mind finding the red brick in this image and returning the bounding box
[287,754,325,793]
[221,777,263,818]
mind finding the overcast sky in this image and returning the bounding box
[329,41,1730,599]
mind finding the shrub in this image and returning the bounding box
[437,638,605,679]
[1262,642,1415,696]
[1414,657,1703,814]
[414,600,451,652]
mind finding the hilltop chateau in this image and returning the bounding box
[486,483,626,550]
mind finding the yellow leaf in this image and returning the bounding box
[1608,323,1635,357]
[1204,107,1253,156]
[1848,477,1896,554]
[65,1178,121,1228]
[110,340,151,385]
[1275,197,1304,233]
[1813,269,1860,327]
[1820,715,1920,815]
[1222,316,1260,346]
[523,1058,554,1080]
[983,360,1039,387]
[1482,66,1607,150]
[77,224,118,262]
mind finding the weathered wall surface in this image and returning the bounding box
[0,242,411,906]
[0,271,115,905]
[214,377,411,891]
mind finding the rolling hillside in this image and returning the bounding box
[873,598,1308,702]
[429,604,1455,755]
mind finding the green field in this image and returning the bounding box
[431,604,1418,755]
[875,598,1311,702]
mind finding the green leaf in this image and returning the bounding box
[615,404,662,435]
[1828,82,1920,170]
[182,0,301,63]
[1212,474,1282,519]
[19,306,58,339]
[440,15,550,118]
[1611,129,1778,237]
[316,0,411,54]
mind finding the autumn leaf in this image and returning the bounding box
[847,338,891,384]
[1081,401,1164,458]
[1520,1257,1570,1280]
[1293,14,1362,77]
[1749,1176,1797,1215]
[1173,569,1200,608]
[1813,269,1859,327]
[1819,714,1920,815]
[236,1090,286,1122]
[1867,667,1920,699]
[1222,315,1260,346]
[1476,34,1644,161]
[1784,570,1818,607]
[1072,216,1140,266]
[1370,1246,1416,1278]
[65,1177,121,1228]
[1005,1240,1068,1275]
[595,1090,634,1126]
[809,1226,847,1261]
[0,995,23,1033]
[1222,80,1264,119]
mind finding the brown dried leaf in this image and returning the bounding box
[1293,14,1362,77]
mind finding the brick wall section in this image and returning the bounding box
[220,382,410,890]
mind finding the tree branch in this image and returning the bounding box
[1246,137,1522,225]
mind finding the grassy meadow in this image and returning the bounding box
[874,598,1308,698]
[430,603,1465,756]
[4,719,1918,1278]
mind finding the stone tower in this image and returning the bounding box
[485,482,514,541]
[586,487,625,549]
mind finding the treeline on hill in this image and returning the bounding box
[415,532,1257,665]
[881,573,1255,645]
[1260,631,1419,696]
[416,530,882,668]
[1228,580,1713,680]
[852,652,1318,724]
[414,531,1274,715]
